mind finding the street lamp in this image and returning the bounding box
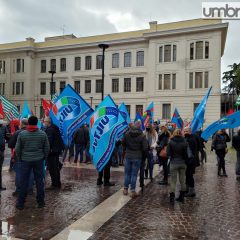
[48,70,56,101]
[90,96,93,107]
[98,43,109,101]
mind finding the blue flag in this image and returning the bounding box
[134,112,145,130]
[50,84,94,146]
[201,111,240,141]
[171,108,183,129]
[119,103,131,124]
[142,102,154,126]
[21,101,32,119]
[191,87,212,134]
[89,95,128,172]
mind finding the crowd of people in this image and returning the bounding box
[0,116,239,209]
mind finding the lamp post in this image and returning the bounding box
[48,70,56,101]
[90,96,93,107]
[98,43,109,101]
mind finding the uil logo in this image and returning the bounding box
[52,96,81,123]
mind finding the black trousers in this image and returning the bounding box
[161,157,169,182]
[186,165,195,188]
[216,149,226,173]
[0,151,4,188]
[47,153,61,187]
[97,160,111,184]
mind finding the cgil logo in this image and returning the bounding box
[202,2,240,19]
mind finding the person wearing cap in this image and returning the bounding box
[15,116,49,210]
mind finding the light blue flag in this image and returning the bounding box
[201,111,240,141]
[171,108,184,129]
[21,101,32,119]
[119,103,131,124]
[191,87,212,134]
[89,95,128,172]
[50,84,94,146]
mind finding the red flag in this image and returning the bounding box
[227,108,234,115]
[0,101,5,119]
[41,99,52,117]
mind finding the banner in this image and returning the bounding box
[21,101,32,119]
[50,84,93,146]
[191,87,212,134]
[171,108,184,129]
[0,95,19,120]
[89,95,128,172]
[142,102,154,126]
[201,111,240,141]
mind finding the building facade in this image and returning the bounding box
[0,19,228,125]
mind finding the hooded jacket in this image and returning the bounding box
[122,126,148,160]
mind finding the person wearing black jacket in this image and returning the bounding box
[44,117,64,189]
[232,129,240,181]
[184,127,198,197]
[0,122,6,191]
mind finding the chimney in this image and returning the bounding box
[26,37,35,42]
[149,21,158,31]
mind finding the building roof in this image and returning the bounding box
[0,18,228,55]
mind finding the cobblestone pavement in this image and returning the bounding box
[0,165,123,240]
[89,150,240,240]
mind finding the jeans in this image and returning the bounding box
[124,158,141,192]
[62,143,74,162]
[97,159,111,184]
[0,151,4,188]
[47,153,61,187]
[160,157,169,182]
[17,160,45,207]
[170,163,186,193]
[14,161,34,192]
[145,151,154,179]
[236,151,240,176]
[216,149,226,174]
[186,165,195,188]
[74,144,85,163]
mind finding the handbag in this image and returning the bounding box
[159,146,167,158]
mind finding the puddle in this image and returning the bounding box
[0,218,15,239]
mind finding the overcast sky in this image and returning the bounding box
[0,0,239,75]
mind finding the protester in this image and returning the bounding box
[15,116,49,210]
[156,125,170,185]
[144,123,158,181]
[196,130,207,164]
[211,129,229,177]
[184,127,198,197]
[62,142,74,163]
[232,129,240,181]
[0,121,6,191]
[44,117,64,189]
[122,121,148,198]
[73,125,88,163]
[83,124,91,164]
[8,119,34,196]
[167,129,188,203]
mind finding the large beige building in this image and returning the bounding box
[0,18,228,125]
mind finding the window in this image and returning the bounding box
[12,82,15,95]
[162,104,171,119]
[164,45,171,62]
[124,52,131,67]
[0,83,5,95]
[124,78,131,92]
[193,103,200,114]
[74,80,80,93]
[16,59,21,73]
[75,57,81,71]
[173,45,177,62]
[204,72,209,88]
[0,60,6,74]
[172,74,176,89]
[12,82,24,95]
[96,55,102,69]
[158,74,162,90]
[22,59,24,72]
[16,82,21,95]
[164,74,171,90]
[112,79,119,93]
[136,77,144,92]
[60,58,66,72]
[85,56,92,70]
[40,82,46,95]
[3,61,5,74]
[190,43,194,60]
[189,72,193,89]
[50,59,56,72]
[85,80,91,93]
[205,41,209,59]
[136,105,143,115]
[41,60,46,73]
[60,81,66,93]
[50,82,56,95]
[196,41,203,59]
[159,46,163,62]
[112,53,119,68]
[195,72,203,88]
[96,79,102,93]
[136,51,144,66]
[126,105,130,116]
